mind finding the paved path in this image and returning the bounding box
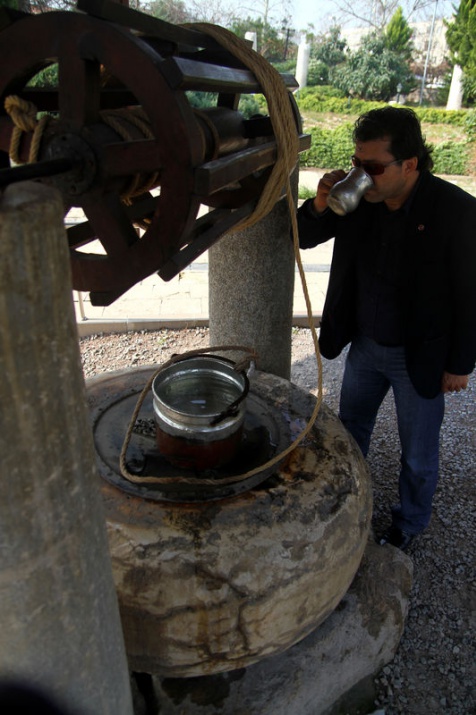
[74,241,332,335]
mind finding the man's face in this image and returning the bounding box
[354,137,418,209]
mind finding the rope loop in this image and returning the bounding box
[4,95,51,165]
[5,95,37,132]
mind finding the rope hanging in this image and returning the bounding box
[184,22,300,233]
[119,25,323,489]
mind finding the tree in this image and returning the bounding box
[446,0,476,76]
[329,0,442,34]
[30,0,75,8]
[148,0,193,24]
[185,0,238,25]
[239,0,291,28]
[312,26,347,67]
[446,0,476,102]
[385,6,413,60]
[307,25,347,86]
[306,59,330,86]
[230,15,291,60]
[333,31,416,101]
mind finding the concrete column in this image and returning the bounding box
[244,31,258,51]
[209,175,297,379]
[0,182,133,715]
[295,41,310,90]
[446,64,464,110]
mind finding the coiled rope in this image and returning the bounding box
[4,95,51,165]
[4,96,159,206]
[99,107,160,203]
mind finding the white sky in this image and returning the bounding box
[215,0,457,33]
[292,0,336,32]
[291,0,456,34]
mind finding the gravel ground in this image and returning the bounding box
[80,327,475,715]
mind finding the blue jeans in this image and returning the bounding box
[339,336,445,534]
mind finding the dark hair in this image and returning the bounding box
[353,106,433,172]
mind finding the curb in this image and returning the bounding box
[76,314,322,338]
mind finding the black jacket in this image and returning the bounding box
[297,171,476,398]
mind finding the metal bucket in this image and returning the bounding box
[152,355,249,470]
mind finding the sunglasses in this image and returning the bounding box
[351,155,402,176]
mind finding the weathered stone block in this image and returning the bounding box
[150,540,413,715]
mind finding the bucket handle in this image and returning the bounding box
[167,350,255,426]
[209,366,251,425]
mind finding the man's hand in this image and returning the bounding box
[313,170,347,214]
[442,372,469,393]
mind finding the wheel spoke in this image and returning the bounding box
[81,192,140,256]
[57,40,101,129]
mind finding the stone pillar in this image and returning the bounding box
[0,182,133,715]
[295,41,310,90]
[446,64,464,110]
[209,177,296,379]
[244,31,258,51]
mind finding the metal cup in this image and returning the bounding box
[327,167,374,216]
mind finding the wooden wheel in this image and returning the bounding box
[0,4,308,304]
[0,11,204,303]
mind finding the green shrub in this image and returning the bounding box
[237,94,264,118]
[431,142,469,175]
[298,186,317,201]
[27,64,58,88]
[297,86,346,100]
[300,123,354,169]
[272,59,297,74]
[295,88,384,116]
[464,110,476,141]
[186,91,217,109]
[462,75,476,106]
[415,107,467,126]
[185,91,264,119]
[295,88,470,127]
[306,59,329,86]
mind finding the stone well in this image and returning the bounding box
[86,367,372,677]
